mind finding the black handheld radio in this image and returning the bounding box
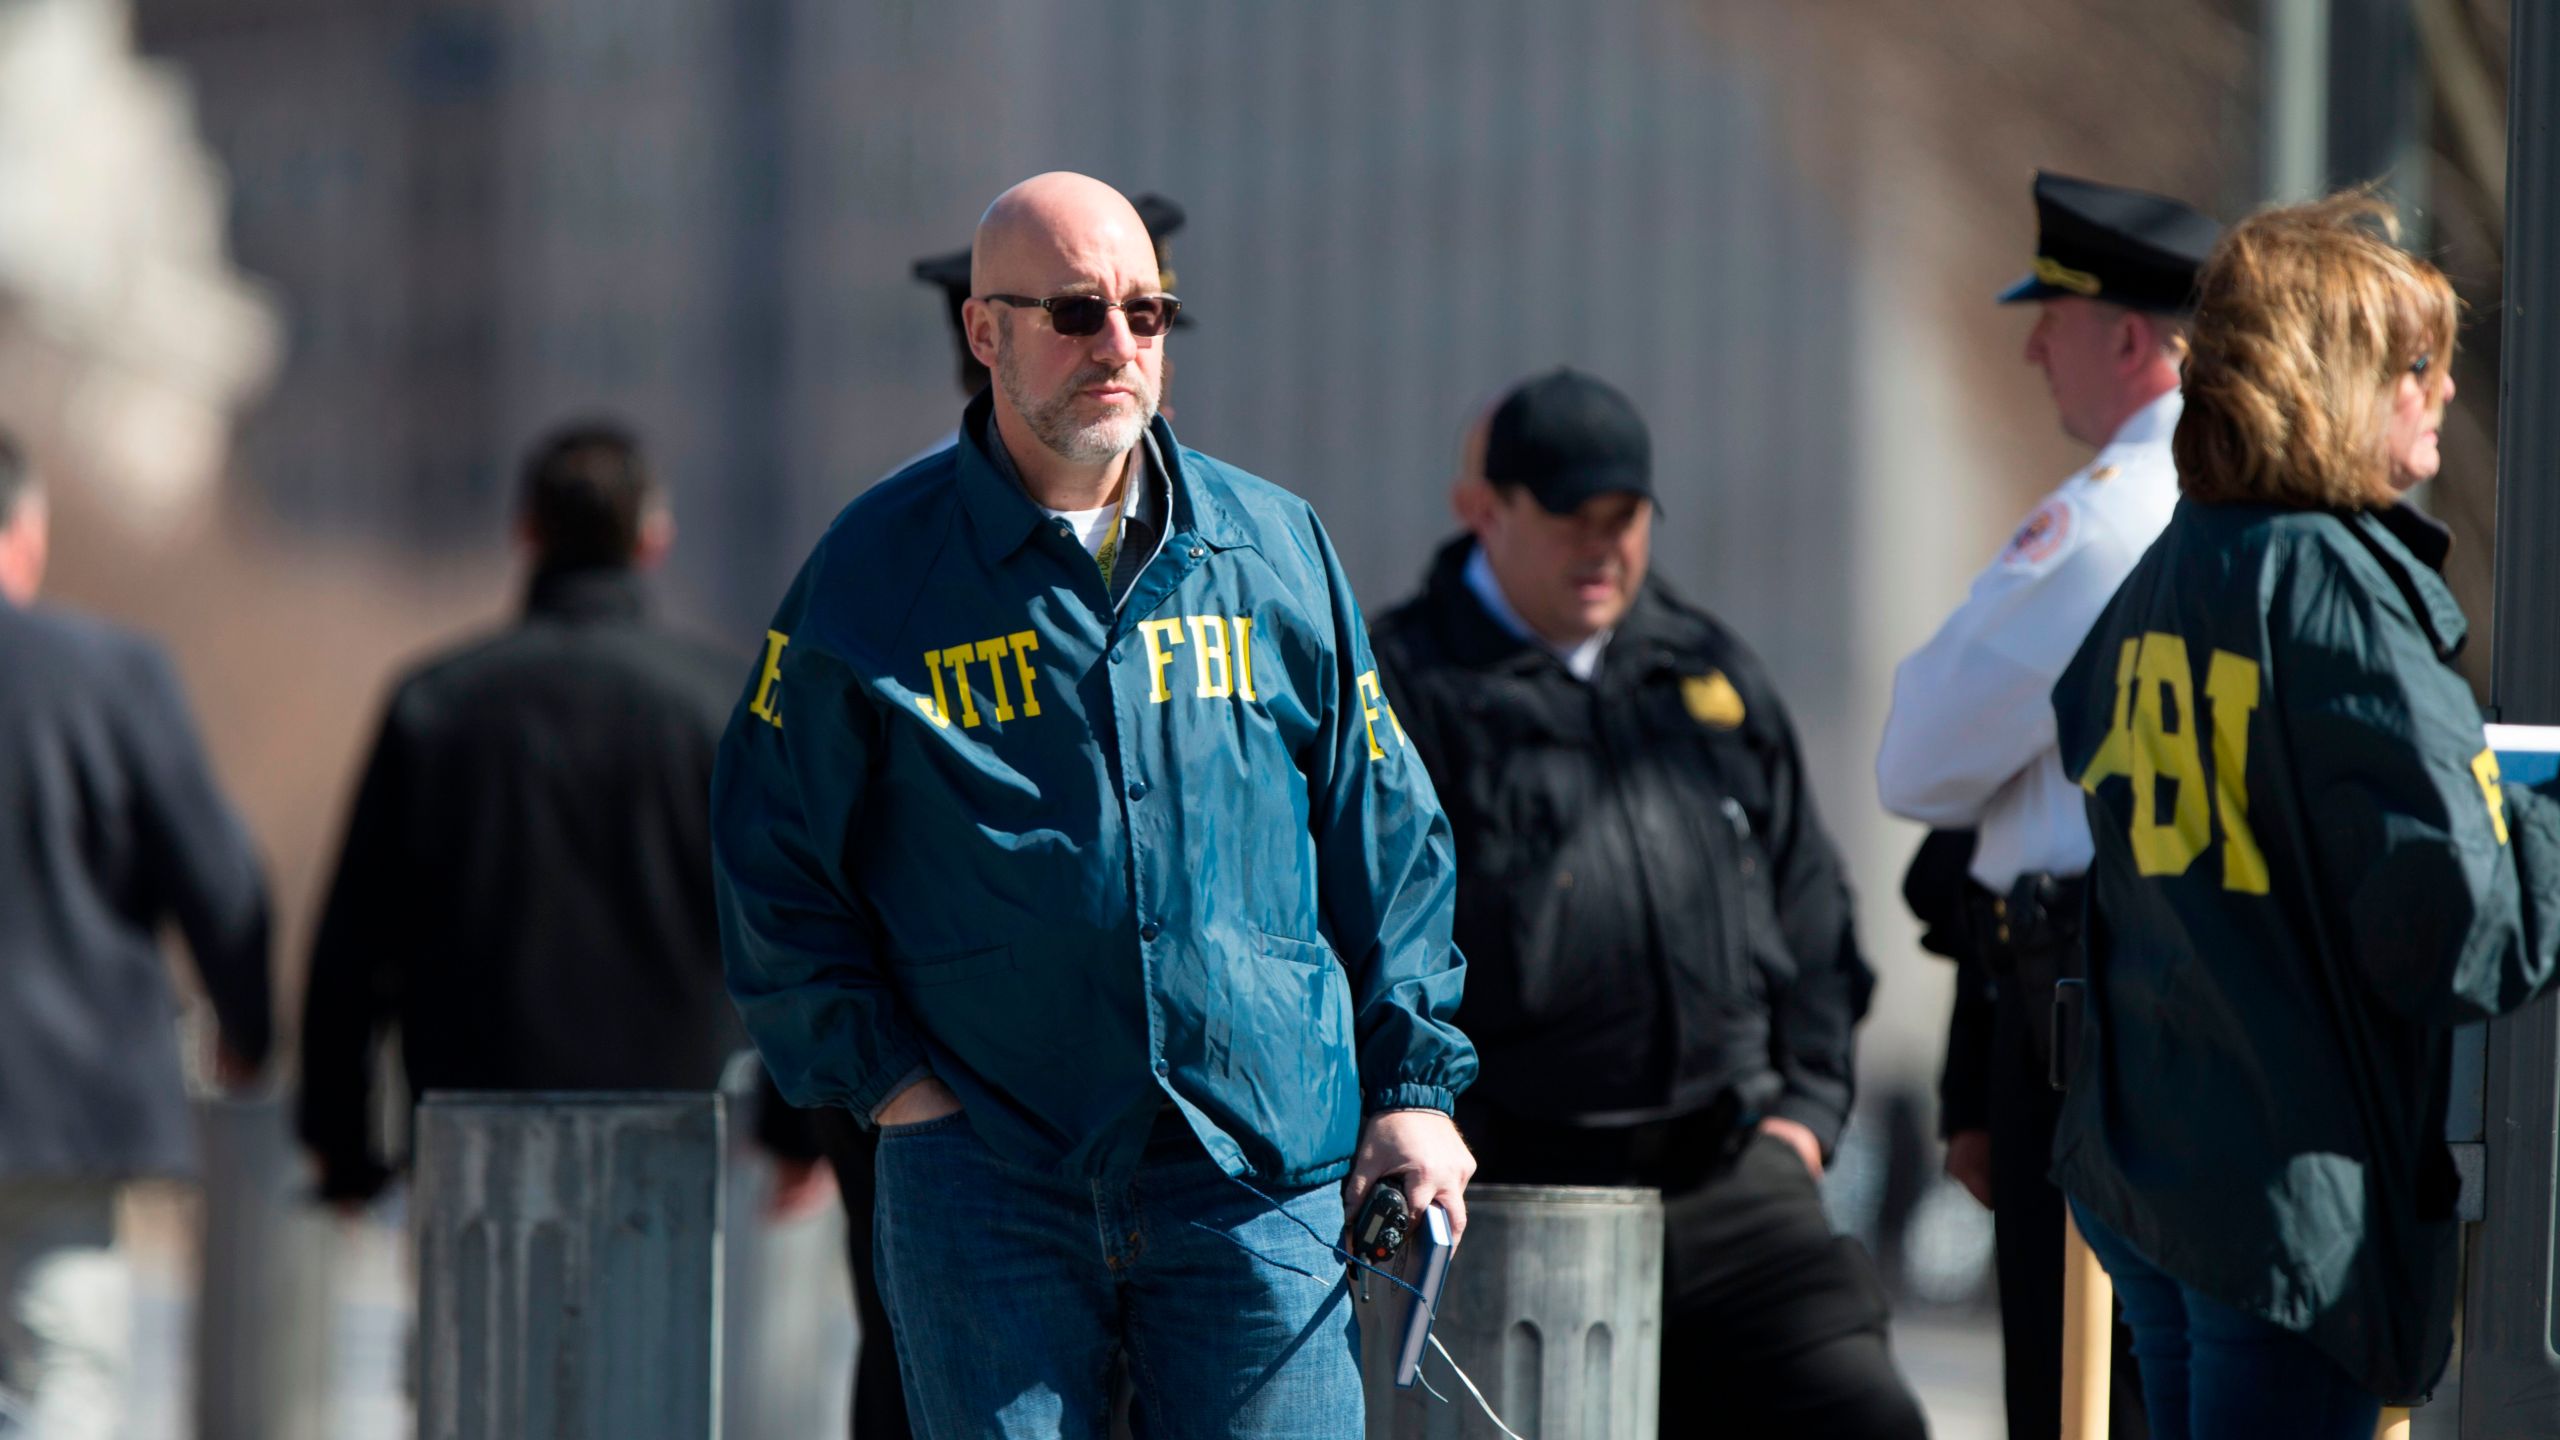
[1350,1179,1412,1265]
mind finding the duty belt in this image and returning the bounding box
[1963,871,2090,1090]
[1963,871,2087,976]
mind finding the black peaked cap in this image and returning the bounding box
[1998,170,2221,313]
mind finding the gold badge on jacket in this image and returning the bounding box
[1682,671,1746,730]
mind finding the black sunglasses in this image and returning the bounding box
[2410,352,2434,376]
[982,292,1181,338]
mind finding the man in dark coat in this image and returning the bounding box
[1372,371,1925,1438]
[295,423,825,1210]
[0,433,271,1437]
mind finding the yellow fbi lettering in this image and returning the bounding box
[749,630,789,728]
[1355,670,1407,759]
[1138,615,1261,704]
[2078,632,2267,894]
[2474,749,2510,846]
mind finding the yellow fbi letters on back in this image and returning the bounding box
[2078,630,2512,897]
[748,616,1408,757]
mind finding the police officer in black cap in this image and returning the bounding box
[1376,370,1927,1438]
[1879,171,2220,1440]
[796,190,1193,1440]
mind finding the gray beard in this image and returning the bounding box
[997,341,1159,464]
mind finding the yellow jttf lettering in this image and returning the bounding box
[1006,631,1044,717]
[749,630,789,728]
[941,649,984,728]
[973,636,1018,722]
[917,649,953,728]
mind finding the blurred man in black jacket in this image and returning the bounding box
[0,433,270,1438]
[296,423,825,1210]
[1373,372,1924,1438]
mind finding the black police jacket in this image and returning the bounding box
[1373,538,1873,1150]
[295,566,752,1198]
[0,602,271,1178]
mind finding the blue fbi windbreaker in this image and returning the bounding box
[713,398,1475,1184]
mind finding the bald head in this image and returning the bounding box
[962,174,1170,499]
[971,172,1157,299]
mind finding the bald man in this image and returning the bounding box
[713,173,1477,1436]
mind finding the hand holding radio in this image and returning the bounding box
[1342,1108,1476,1243]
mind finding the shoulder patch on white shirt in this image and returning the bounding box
[1999,497,2077,570]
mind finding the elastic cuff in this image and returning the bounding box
[1366,1083,1456,1115]
[1766,1095,1847,1157]
[846,1032,934,1124]
[862,1064,936,1126]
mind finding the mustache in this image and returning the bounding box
[1068,362,1147,391]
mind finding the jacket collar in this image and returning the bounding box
[2348,503,2467,659]
[523,564,649,621]
[953,389,1247,567]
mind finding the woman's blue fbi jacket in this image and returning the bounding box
[712,400,1477,1185]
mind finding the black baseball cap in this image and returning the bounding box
[1997,171,2220,313]
[1483,369,1654,515]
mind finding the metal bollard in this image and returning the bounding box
[1361,1184,1665,1440]
[717,1078,855,1440]
[413,1092,726,1440]
[194,1095,338,1440]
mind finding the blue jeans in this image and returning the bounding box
[2068,1198,2380,1440]
[873,1108,1361,1439]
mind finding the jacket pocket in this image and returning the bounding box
[892,942,1014,988]
[1255,930,1339,969]
[1218,931,1359,1153]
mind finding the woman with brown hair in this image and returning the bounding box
[2048,190,2560,1437]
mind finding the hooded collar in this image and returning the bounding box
[952,389,1246,569]
[523,564,648,622]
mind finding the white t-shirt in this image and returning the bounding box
[1045,502,1118,558]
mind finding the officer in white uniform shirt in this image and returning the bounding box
[1877,171,2219,1440]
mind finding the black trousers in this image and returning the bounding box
[1988,981,2148,1440]
[813,1108,913,1440]
[1463,1103,1930,1439]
